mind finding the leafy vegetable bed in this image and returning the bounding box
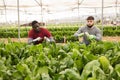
[0,41,120,80]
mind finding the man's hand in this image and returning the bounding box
[84,32,89,36]
[78,33,84,37]
[28,37,42,45]
[44,37,50,42]
[84,32,96,40]
[32,37,42,42]
[44,37,55,43]
[86,34,96,40]
[88,35,96,40]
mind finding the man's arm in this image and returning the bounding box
[85,28,102,41]
[28,38,33,44]
[74,27,83,37]
[44,37,55,42]
[28,37,42,44]
[44,28,55,42]
[95,28,102,41]
[28,30,34,44]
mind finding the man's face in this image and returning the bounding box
[32,23,40,32]
[87,20,94,28]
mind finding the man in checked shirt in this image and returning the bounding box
[74,16,102,45]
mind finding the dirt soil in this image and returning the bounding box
[0,37,120,43]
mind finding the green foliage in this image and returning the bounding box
[0,26,120,42]
[0,40,120,79]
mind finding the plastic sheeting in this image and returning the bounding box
[0,0,120,22]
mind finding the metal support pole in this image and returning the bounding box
[77,0,84,25]
[115,0,118,30]
[94,8,97,18]
[34,0,44,22]
[40,0,43,22]
[101,0,104,36]
[78,0,80,18]
[3,0,7,24]
[78,0,80,26]
[17,0,20,41]
[3,0,8,31]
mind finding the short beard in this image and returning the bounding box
[87,24,94,28]
[36,30,40,33]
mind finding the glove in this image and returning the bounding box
[88,35,96,40]
[44,37,50,42]
[84,32,89,36]
[84,32,96,40]
[78,33,84,37]
[32,37,42,42]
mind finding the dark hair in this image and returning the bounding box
[31,20,38,26]
[87,16,94,20]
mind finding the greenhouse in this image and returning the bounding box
[0,0,120,80]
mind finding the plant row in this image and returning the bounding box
[0,41,120,80]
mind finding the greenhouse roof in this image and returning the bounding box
[0,0,120,23]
